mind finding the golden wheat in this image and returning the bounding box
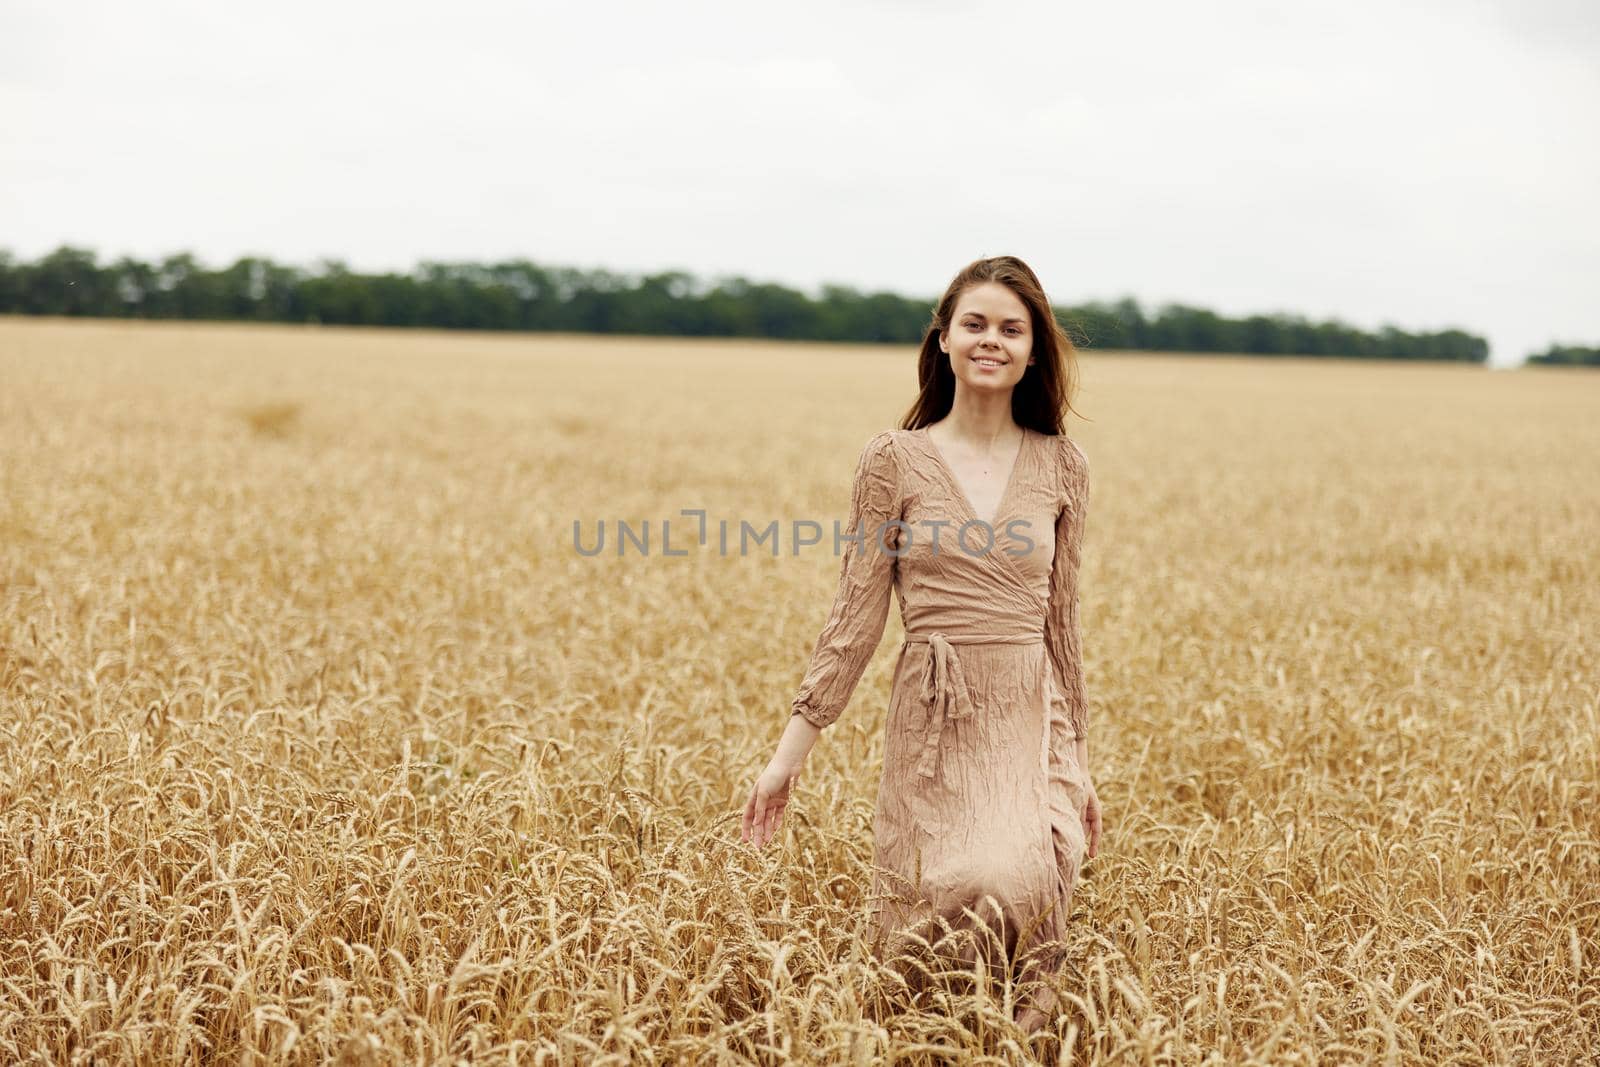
[0,317,1595,1064]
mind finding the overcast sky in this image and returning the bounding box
[3,0,1596,366]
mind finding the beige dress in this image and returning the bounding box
[790,425,1093,999]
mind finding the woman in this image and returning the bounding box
[741,255,1103,1036]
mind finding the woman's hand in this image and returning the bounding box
[742,756,803,848]
[1081,776,1102,858]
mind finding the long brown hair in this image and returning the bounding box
[898,256,1084,435]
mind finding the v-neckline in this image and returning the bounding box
[917,424,1032,529]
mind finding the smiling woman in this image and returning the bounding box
[743,255,1102,1041]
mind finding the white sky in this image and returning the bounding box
[3,0,1596,366]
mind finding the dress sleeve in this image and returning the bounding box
[790,431,903,729]
[1044,437,1091,746]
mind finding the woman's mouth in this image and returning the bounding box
[972,356,1006,369]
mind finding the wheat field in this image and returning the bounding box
[0,317,1596,1065]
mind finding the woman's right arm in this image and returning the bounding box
[741,715,823,849]
[742,431,902,848]
[788,430,903,731]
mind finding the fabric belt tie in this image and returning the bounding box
[904,630,1044,779]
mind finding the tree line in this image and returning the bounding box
[0,245,1507,363]
[1525,344,1600,367]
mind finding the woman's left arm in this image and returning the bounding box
[1044,438,1101,857]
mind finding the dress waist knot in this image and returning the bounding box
[903,629,1044,779]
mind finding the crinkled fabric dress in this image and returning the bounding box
[790,425,1093,1006]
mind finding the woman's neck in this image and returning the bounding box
[936,388,1020,447]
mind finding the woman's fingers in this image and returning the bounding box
[755,794,783,848]
[752,790,771,844]
[762,799,779,847]
[744,783,763,842]
[741,775,791,848]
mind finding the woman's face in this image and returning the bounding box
[939,281,1034,392]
